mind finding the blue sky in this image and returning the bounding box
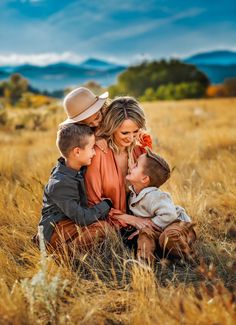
[0,0,235,65]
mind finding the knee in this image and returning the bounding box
[159,223,196,259]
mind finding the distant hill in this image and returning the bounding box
[79,58,121,71]
[0,59,126,91]
[184,50,236,84]
[0,50,235,90]
[184,50,236,65]
[0,70,8,78]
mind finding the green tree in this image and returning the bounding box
[109,59,209,99]
[108,84,127,98]
[0,105,7,126]
[140,88,156,101]
[4,73,28,105]
[155,82,205,100]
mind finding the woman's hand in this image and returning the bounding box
[114,214,158,230]
[96,138,108,153]
[137,130,153,149]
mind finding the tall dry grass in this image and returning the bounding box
[0,98,235,324]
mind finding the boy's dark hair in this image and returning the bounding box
[143,148,171,187]
[56,123,94,157]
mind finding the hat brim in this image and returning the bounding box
[60,91,108,125]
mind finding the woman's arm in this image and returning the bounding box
[114,213,162,240]
[114,213,159,230]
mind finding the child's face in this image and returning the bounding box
[77,134,96,166]
[81,110,102,127]
[126,154,148,186]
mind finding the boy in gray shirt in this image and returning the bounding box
[37,123,112,252]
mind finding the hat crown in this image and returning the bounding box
[64,87,98,119]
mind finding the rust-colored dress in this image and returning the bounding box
[85,145,144,228]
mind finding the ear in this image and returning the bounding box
[73,147,80,156]
[142,175,150,185]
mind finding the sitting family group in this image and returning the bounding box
[36,87,197,262]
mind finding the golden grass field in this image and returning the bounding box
[0,98,235,324]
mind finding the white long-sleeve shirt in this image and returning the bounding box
[128,186,191,229]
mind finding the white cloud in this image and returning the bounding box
[86,8,206,45]
[0,52,84,66]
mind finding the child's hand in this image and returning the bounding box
[96,139,108,153]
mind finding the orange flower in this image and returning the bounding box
[137,131,153,151]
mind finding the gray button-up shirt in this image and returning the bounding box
[39,157,111,242]
[128,186,191,229]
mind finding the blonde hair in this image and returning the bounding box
[96,96,146,168]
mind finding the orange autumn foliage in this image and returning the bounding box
[206,85,228,97]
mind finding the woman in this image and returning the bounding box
[85,96,154,231]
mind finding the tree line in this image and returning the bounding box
[1,60,236,107]
[108,59,210,100]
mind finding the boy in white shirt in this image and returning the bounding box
[125,148,196,262]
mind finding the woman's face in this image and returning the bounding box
[113,119,140,148]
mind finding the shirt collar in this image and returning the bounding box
[56,157,86,178]
[129,185,158,204]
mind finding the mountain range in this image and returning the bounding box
[183,50,236,84]
[0,50,236,91]
[0,59,126,92]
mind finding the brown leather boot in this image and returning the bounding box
[137,227,161,262]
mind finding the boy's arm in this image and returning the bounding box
[149,192,178,228]
[49,180,111,226]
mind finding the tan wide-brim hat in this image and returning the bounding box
[61,87,109,125]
